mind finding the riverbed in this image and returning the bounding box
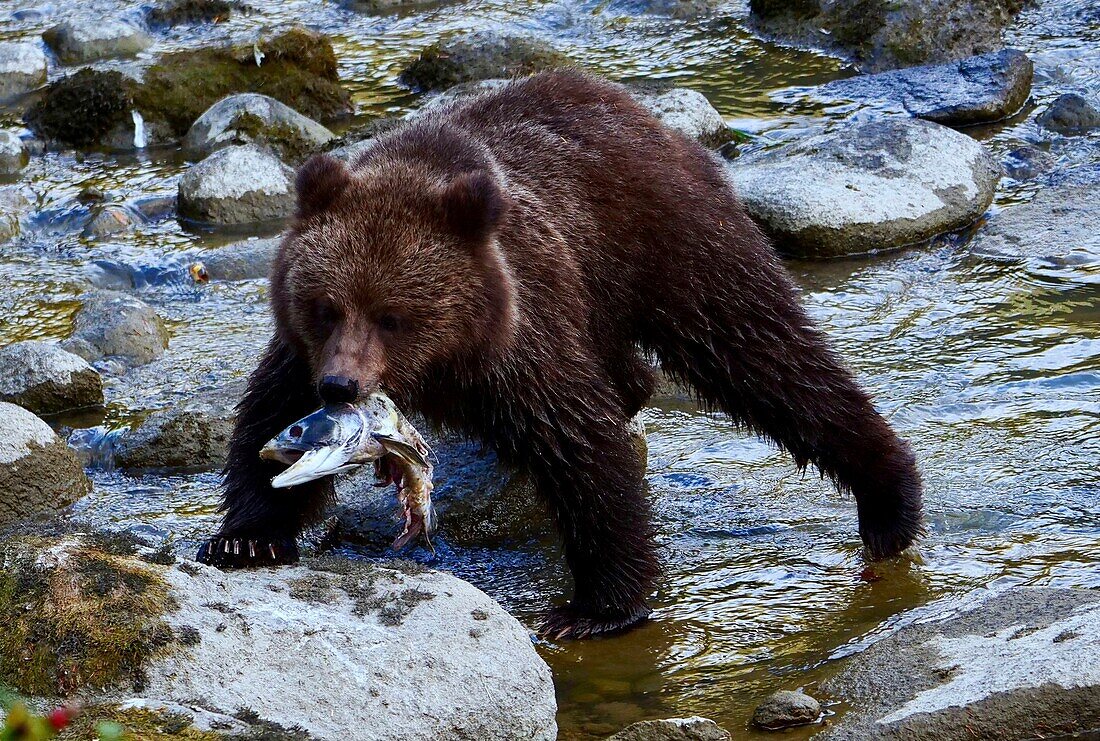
[1,0,1097,738]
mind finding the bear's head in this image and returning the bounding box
[272,151,516,404]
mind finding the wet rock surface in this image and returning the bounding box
[61,291,170,368]
[968,171,1099,267]
[813,49,1033,126]
[751,690,821,730]
[400,31,571,91]
[42,18,152,65]
[0,40,47,102]
[191,235,281,281]
[0,130,28,176]
[607,716,732,740]
[630,84,732,146]
[184,93,334,161]
[0,404,90,528]
[0,341,103,415]
[178,144,296,225]
[724,117,999,257]
[0,186,32,242]
[820,588,1100,740]
[750,0,1027,72]
[113,404,234,472]
[1037,93,1100,135]
[145,0,249,27]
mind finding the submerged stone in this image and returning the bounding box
[0,341,103,414]
[113,404,234,472]
[0,41,48,102]
[608,716,732,740]
[0,404,90,529]
[0,129,28,176]
[814,49,1033,126]
[190,235,280,281]
[145,0,248,27]
[61,291,170,367]
[751,690,821,730]
[0,186,32,242]
[177,144,296,225]
[1036,93,1100,135]
[723,117,999,257]
[400,31,572,92]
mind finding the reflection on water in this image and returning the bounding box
[2,0,1098,738]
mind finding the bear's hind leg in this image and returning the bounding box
[647,253,922,559]
[197,336,333,568]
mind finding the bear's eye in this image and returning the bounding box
[378,313,400,333]
[313,298,341,331]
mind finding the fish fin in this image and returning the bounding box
[374,434,428,468]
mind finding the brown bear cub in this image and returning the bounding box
[198,70,923,639]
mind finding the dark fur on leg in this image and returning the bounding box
[647,225,923,559]
[197,336,332,569]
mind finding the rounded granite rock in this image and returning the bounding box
[178,144,296,225]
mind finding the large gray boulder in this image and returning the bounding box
[0,41,47,102]
[143,557,558,740]
[183,93,334,161]
[820,588,1100,740]
[813,49,1033,127]
[42,18,152,64]
[399,32,571,92]
[0,341,103,415]
[749,0,1026,72]
[0,130,28,176]
[113,404,234,471]
[61,291,170,367]
[0,403,90,528]
[178,144,296,225]
[724,118,999,257]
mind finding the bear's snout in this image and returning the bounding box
[318,375,360,404]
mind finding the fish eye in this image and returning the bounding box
[290,424,304,438]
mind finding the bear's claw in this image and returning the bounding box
[195,536,299,569]
[537,602,651,641]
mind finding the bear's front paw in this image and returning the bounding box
[537,601,652,640]
[195,536,299,569]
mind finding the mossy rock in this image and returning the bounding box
[0,536,177,697]
[24,69,135,147]
[134,27,351,137]
[399,32,572,92]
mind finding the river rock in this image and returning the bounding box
[183,93,334,161]
[819,587,1100,740]
[0,130,28,176]
[1002,145,1055,181]
[145,0,247,27]
[635,0,719,19]
[0,186,32,242]
[24,68,134,148]
[751,690,821,730]
[0,341,103,415]
[82,203,140,238]
[178,144,296,225]
[723,118,999,257]
[749,0,1026,72]
[631,85,731,146]
[42,19,152,65]
[61,291,169,367]
[813,49,1033,126]
[1036,93,1100,135]
[114,405,233,471]
[190,235,280,282]
[400,31,571,92]
[0,404,90,528]
[0,41,47,102]
[968,173,1099,267]
[608,716,731,740]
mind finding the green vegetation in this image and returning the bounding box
[24,70,134,147]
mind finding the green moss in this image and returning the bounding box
[145,0,247,27]
[58,707,223,740]
[228,111,319,164]
[24,70,135,147]
[0,537,177,697]
[828,0,887,51]
[134,27,351,137]
[399,33,572,92]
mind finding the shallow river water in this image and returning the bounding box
[1,0,1098,738]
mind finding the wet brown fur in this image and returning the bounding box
[200,70,923,638]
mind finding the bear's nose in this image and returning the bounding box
[318,375,360,404]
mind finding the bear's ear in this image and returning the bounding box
[441,170,509,241]
[296,154,350,220]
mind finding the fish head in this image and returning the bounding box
[262,404,366,487]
